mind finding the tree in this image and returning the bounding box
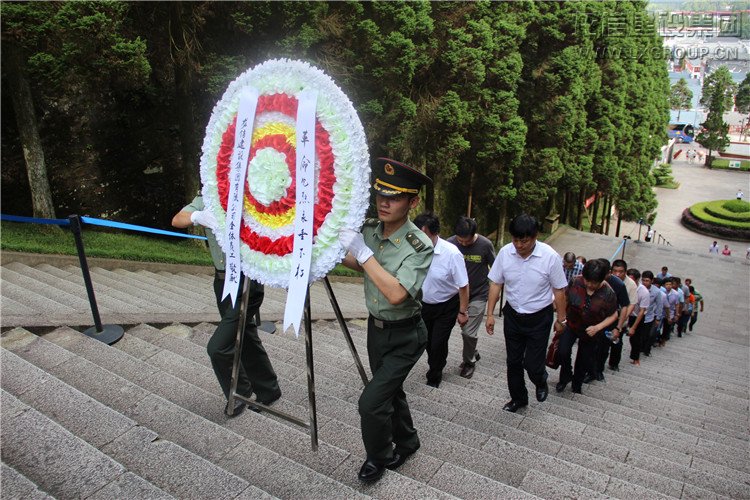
[696,66,736,167]
[1,1,151,219]
[735,75,750,141]
[2,41,56,218]
[669,78,693,122]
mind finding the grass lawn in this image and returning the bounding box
[0,221,361,277]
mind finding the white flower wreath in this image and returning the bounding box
[200,59,371,288]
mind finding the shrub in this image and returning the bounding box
[722,199,750,213]
[682,208,750,240]
[701,200,750,222]
[652,163,676,187]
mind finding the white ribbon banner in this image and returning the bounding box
[283,89,318,336]
[222,89,260,306]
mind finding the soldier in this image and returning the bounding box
[340,158,433,483]
[172,196,281,417]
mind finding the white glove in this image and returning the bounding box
[190,210,218,229]
[340,228,373,265]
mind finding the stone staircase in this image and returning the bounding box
[1,232,749,499]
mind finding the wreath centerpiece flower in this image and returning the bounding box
[200,59,371,289]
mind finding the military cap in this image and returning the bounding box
[372,157,432,197]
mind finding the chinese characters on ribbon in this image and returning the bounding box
[221,90,260,306]
[283,89,318,336]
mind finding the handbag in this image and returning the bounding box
[546,330,562,369]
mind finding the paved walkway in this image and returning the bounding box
[616,144,750,252]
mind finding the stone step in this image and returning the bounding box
[1,328,367,499]
[4,262,135,314]
[1,462,55,500]
[315,319,750,430]
[91,267,210,313]
[185,321,750,492]
[0,294,38,316]
[0,346,264,499]
[226,320,750,455]
[0,389,170,499]
[121,268,216,305]
[0,270,80,314]
[164,323,745,498]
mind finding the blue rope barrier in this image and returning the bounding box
[79,216,207,240]
[1,213,207,240]
[610,239,626,262]
[1,214,70,226]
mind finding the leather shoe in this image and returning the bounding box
[555,380,568,393]
[386,449,416,470]
[535,382,548,402]
[582,373,595,384]
[608,364,619,372]
[502,400,528,413]
[224,399,246,417]
[358,459,386,482]
[426,379,440,388]
[460,363,475,379]
[595,372,605,382]
[250,391,281,413]
[572,385,582,394]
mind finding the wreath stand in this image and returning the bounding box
[226,276,369,450]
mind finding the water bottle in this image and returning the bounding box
[604,329,620,344]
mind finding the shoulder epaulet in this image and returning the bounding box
[405,232,428,252]
[363,218,380,227]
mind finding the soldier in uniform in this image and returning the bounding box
[172,196,281,417]
[340,158,433,482]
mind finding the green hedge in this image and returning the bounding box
[689,201,750,229]
[710,158,750,171]
[702,200,750,222]
[723,199,750,213]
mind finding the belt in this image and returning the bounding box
[504,303,552,317]
[370,314,421,330]
[215,269,226,279]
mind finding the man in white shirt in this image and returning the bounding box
[485,214,568,412]
[608,259,637,371]
[625,268,650,366]
[414,213,469,388]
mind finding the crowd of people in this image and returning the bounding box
[176,154,708,484]
[551,258,704,395]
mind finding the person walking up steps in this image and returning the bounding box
[447,216,495,379]
[485,214,567,413]
[414,212,469,389]
[340,158,433,483]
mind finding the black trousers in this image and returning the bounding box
[207,274,280,402]
[360,316,427,462]
[629,320,653,361]
[557,327,577,384]
[661,318,673,341]
[609,316,636,368]
[596,332,617,374]
[422,294,459,384]
[502,304,553,404]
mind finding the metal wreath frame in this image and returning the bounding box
[226,276,369,450]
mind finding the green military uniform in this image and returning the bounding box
[357,158,434,466]
[183,196,280,405]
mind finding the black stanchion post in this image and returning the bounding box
[68,215,124,345]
